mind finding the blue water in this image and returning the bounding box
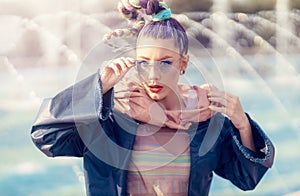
[0,165,79,196]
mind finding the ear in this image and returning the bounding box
[180,54,189,70]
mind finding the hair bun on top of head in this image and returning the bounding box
[103,0,172,48]
[151,2,171,21]
[115,0,172,35]
[144,0,172,21]
[119,0,171,21]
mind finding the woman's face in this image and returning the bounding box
[136,37,188,101]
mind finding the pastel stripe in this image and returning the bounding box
[127,126,191,195]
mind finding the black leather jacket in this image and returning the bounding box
[31,73,274,196]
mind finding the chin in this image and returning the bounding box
[148,93,162,101]
[148,92,170,102]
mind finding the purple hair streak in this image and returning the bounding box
[137,18,189,55]
[109,0,188,54]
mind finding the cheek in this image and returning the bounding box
[161,70,180,85]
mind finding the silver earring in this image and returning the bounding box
[180,69,185,75]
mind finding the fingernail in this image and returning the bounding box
[128,58,135,62]
[207,93,211,97]
[208,105,212,109]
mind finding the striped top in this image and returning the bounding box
[127,124,191,196]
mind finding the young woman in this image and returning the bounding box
[31,0,274,195]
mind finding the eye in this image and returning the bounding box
[160,60,173,65]
[136,60,148,66]
[158,60,173,72]
[136,60,149,73]
[136,60,150,70]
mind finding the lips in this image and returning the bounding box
[148,84,163,93]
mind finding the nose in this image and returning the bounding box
[148,65,160,80]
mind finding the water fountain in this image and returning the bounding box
[0,0,300,195]
[195,2,299,195]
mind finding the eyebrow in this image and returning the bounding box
[137,55,174,61]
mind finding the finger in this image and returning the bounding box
[208,96,227,107]
[201,83,218,91]
[207,90,225,97]
[208,90,233,101]
[208,104,227,114]
[118,57,130,73]
[108,61,122,76]
[126,57,136,67]
[111,58,129,75]
[122,57,136,69]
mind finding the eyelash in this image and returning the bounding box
[160,60,172,65]
[136,60,173,65]
[136,60,147,66]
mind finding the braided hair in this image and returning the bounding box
[103,0,188,55]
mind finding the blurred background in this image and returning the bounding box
[1,0,300,195]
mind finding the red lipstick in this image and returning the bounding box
[148,84,163,93]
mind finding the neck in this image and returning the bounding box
[159,88,185,110]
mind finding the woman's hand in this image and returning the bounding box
[201,84,256,151]
[100,57,135,94]
[207,89,249,131]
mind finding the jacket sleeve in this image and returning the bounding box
[31,72,114,157]
[214,113,275,191]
